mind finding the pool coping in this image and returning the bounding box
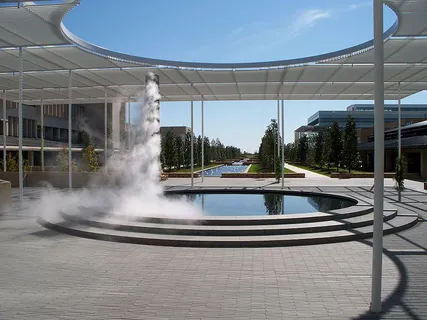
[69,187,368,226]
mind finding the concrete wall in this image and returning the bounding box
[0,179,11,213]
[0,172,120,188]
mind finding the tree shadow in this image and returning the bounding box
[351,237,426,320]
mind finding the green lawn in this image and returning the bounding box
[248,164,293,173]
[291,163,367,177]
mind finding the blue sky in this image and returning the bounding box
[64,0,427,152]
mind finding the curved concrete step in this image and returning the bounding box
[77,205,373,226]
[38,213,418,248]
[60,210,396,236]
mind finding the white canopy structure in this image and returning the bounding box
[1,0,426,313]
[0,0,426,103]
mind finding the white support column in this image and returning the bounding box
[41,100,44,172]
[190,86,194,188]
[104,87,108,165]
[68,70,72,190]
[128,101,131,150]
[398,82,401,158]
[2,90,6,172]
[371,0,384,313]
[18,47,24,201]
[201,97,204,182]
[277,98,280,157]
[281,99,285,189]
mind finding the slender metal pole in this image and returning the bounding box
[41,100,44,172]
[398,82,401,158]
[18,47,23,201]
[190,86,194,188]
[2,90,6,172]
[281,99,285,188]
[371,0,384,313]
[68,70,72,190]
[104,87,108,165]
[277,98,280,157]
[201,97,204,182]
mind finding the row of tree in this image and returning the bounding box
[285,115,360,173]
[161,131,242,170]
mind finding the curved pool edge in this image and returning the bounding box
[68,188,364,226]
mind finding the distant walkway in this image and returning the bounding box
[285,163,330,179]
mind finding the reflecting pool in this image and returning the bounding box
[167,193,355,216]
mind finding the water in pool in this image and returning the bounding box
[203,165,248,177]
[167,193,355,216]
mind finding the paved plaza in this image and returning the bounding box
[0,177,426,319]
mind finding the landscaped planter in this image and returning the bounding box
[0,179,11,213]
[0,171,166,188]
[331,172,420,179]
[166,172,200,178]
[0,172,19,187]
[221,173,305,178]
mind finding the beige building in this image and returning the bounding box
[0,98,127,166]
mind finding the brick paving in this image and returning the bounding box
[0,184,426,319]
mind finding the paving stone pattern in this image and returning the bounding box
[0,186,426,319]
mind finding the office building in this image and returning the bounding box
[307,104,427,129]
[0,98,126,167]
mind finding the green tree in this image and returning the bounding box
[81,133,99,172]
[275,153,282,182]
[164,130,176,170]
[82,144,99,172]
[343,115,359,173]
[305,136,315,166]
[160,136,165,168]
[184,131,192,168]
[216,138,224,160]
[394,155,407,202]
[174,136,183,170]
[203,137,211,165]
[3,153,32,172]
[314,131,324,167]
[329,121,343,171]
[210,139,217,161]
[322,128,333,170]
[196,135,203,165]
[258,120,279,171]
[5,152,18,172]
[297,135,308,163]
[56,147,77,172]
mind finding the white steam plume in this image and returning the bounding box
[35,73,202,222]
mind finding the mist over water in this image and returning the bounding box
[36,73,203,222]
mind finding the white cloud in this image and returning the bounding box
[228,27,244,38]
[288,9,332,38]
[348,3,371,10]
[188,5,359,61]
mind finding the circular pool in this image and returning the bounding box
[166,190,356,216]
